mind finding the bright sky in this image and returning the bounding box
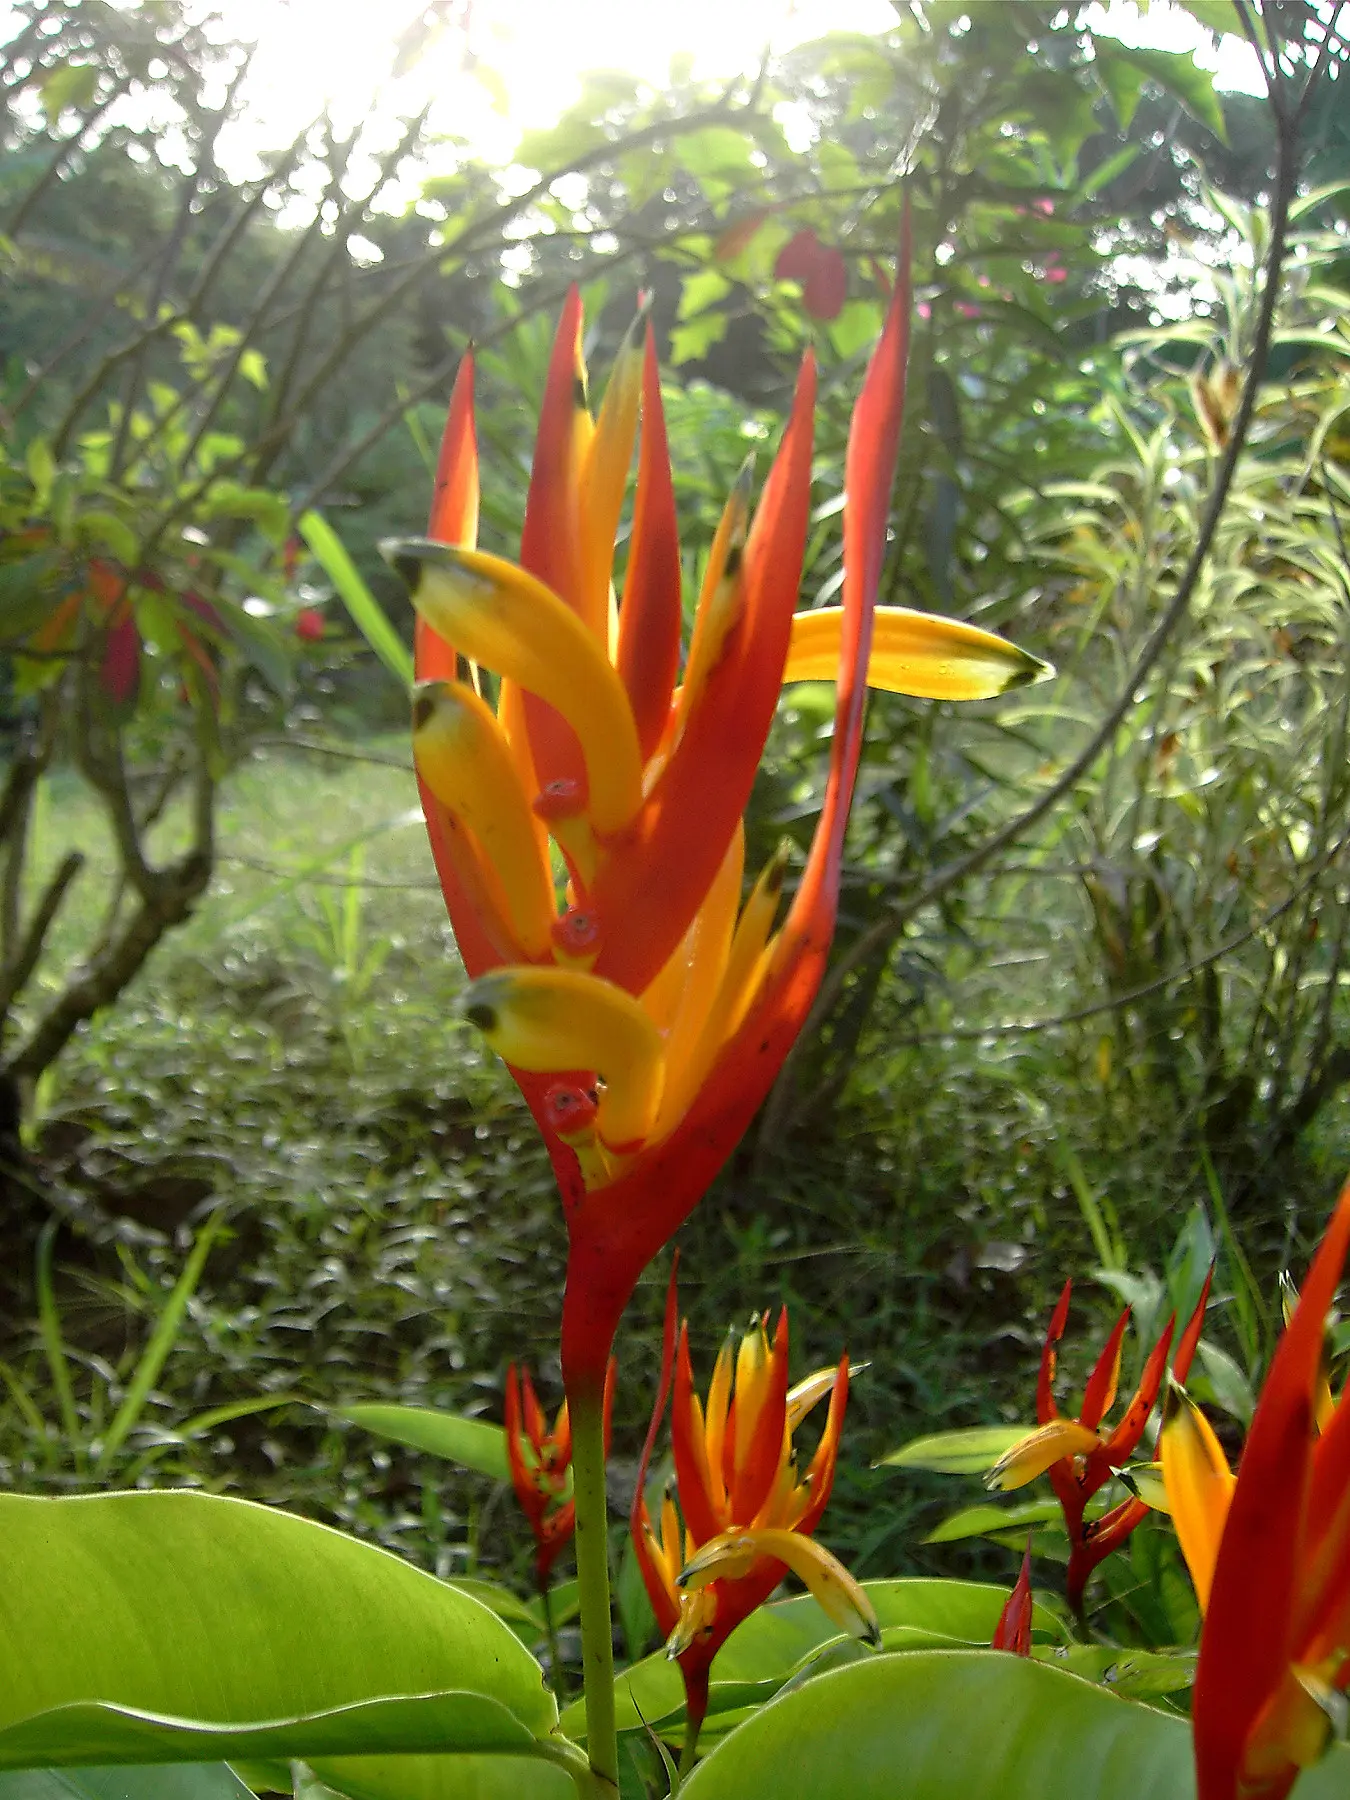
[213,0,1265,176]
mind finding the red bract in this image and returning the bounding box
[1163,1182,1350,1800]
[389,207,1050,1398]
[295,607,325,643]
[987,1272,1211,1611]
[505,1359,614,1589]
[774,227,848,321]
[991,1542,1034,1655]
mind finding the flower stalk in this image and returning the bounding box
[569,1378,620,1795]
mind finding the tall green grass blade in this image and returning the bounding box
[298,510,413,688]
[0,1358,50,1443]
[1200,1143,1270,1366]
[1055,1142,1125,1271]
[35,1221,80,1453]
[96,1214,225,1475]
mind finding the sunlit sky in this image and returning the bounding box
[211,0,1264,175]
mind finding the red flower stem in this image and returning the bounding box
[569,1379,619,1795]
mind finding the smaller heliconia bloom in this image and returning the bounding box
[1162,1182,1350,1800]
[991,1542,1034,1656]
[505,1358,615,1589]
[774,228,848,321]
[631,1269,878,1746]
[987,1273,1211,1611]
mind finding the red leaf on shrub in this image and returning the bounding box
[775,229,848,321]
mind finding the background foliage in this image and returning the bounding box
[1,0,1349,1672]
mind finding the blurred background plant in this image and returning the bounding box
[0,0,1348,1665]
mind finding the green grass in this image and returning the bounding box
[5,731,1348,1652]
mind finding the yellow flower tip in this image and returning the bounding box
[786,1365,841,1432]
[1159,1379,1235,1614]
[681,1528,880,1647]
[385,537,644,837]
[784,605,1055,701]
[457,965,664,1151]
[411,677,555,959]
[984,1418,1101,1492]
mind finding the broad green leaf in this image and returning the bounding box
[1109,45,1227,143]
[562,1580,1060,1739]
[38,62,98,123]
[924,1497,1066,1546]
[1193,1340,1255,1426]
[0,553,67,644]
[338,1404,509,1481]
[679,1649,1350,1799]
[877,1423,1030,1473]
[446,1578,544,1633]
[75,512,139,565]
[0,1490,556,1767]
[307,1754,571,1800]
[0,1766,254,1800]
[678,269,732,322]
[1033,1645,1196,1703]
[298,512,412,688]
[1171,0,1240,35]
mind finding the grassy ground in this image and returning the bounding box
[5,731,1347,1654]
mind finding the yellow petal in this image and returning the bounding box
[787,1365,841,1433]
[384,539,643,835]
[1160,1384,1235,1613]
[646,828,745,1137]
[985,1419,1101,1492]
[672,463,752,738]
[665,1584,719,1658]
[412,681,556,959]
[703,1332,736,1515]
[580,309,644,643]
[734,1318,771,1472]
[459,967,664,1151]
[679,1527,880,1647]
[785,605,1053,700]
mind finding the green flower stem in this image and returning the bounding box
[569,1380,619,1795]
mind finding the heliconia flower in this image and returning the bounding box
[987,1273,1211,1611]
[774,228,848,321]
[386,207,1052,1396]
[991,1541,1034,1655]
[505,1358,615,1590]
[1161,1181,1350,1800]
[630,1268,877,1751]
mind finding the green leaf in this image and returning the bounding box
[96,1215,224,1474]
[1032,1644,1197,1703]
[679,1649,1350,1799]
[0,1766,255,1800]
[1108,45,1227,143]
[0,553,66,645]
[562,1580,1058,1740]
[0,1489,557,1767]
[876,1423,1030,1473]
[1171,0,1241,36]
[38,63,98,124]
[337,1404,509,1481]
[25,440,56,510]
[677,269,732,323]
[1193,1340,1255,1425]
[924,1498,1065,1546]
[298,512,412,689]
[75,512,139,565]
[196,483,290,544]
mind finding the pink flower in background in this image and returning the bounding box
[955,300,981,320]
[1044,261,1069,284]
[1034,197,1055,215]
[775,228,848,321]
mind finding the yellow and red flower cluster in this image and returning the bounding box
[389,214,1049,1393]
[630,1272,876,1746]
